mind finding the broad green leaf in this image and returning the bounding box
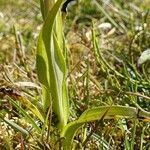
[37,31,50,109]
[40,0,55,21]
[61,106,147,150]
[79,106,137,121]
[53,33,69,123]
[40,0,45,20]
[37,0,68,130]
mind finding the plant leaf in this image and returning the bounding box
[37,0,68,130]
[40,0,45,20]
[61,106,139,150]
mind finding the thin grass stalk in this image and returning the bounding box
[130,119,137,150]
[140,126,146,150]
[0,114,29,136]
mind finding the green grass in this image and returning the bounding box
[0,0,150,149]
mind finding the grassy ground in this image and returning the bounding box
[0,0,150,149]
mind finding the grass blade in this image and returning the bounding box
[0,114,29,136]
[6,92,44,122]
[8,97,42,133]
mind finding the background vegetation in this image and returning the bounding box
[0,0,150,149]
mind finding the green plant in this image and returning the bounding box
[36,0,150,149]
[37,0,69,130]
[0,0,150,149]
